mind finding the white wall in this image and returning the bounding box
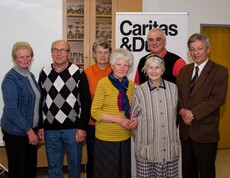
[143,0,230,37]
[0,0,62,145]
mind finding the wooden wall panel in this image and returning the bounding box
[202,26,230,148]
[117,0,142,12]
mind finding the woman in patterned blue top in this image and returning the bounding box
[1,41,41,178]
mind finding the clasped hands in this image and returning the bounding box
[120,117,138,130]
[179,108,194,126]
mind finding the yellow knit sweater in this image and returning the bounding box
[91,76,135,142]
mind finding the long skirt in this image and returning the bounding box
[93,138,131,178]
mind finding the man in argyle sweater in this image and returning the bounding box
[38,40,91,178]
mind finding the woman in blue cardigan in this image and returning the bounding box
[1,41,41,178]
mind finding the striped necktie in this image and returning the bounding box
[191,66,199,90]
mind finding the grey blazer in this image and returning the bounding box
[177,59,228,143]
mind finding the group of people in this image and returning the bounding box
[1,39,91,178]
[0,28,228,178]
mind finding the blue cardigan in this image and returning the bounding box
[1,68,41,136]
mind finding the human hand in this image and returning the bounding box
[76,129,86,143]
[179,108,194,126]
[128,117,138,130]
[27,129,39,145]
[119,117,131,130]
[37,128,44,141]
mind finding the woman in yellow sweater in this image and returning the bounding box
[91,48,137,178]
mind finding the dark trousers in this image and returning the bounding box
[86,125,95,178]
[2,130,37,178]
[181,138,217,178]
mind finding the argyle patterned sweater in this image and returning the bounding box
[38,63,91,130]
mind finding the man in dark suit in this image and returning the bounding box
[177,33,228,178]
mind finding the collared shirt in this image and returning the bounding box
[192,58,209,79]
[52,62,69,73]
[147,78,166,91]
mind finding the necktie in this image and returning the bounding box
[191,66,199,90]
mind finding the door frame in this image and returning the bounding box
[200,24,230,148]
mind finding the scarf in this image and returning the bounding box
[108,72,130,118]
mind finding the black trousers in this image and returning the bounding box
[2,130,37,178]
[86,125,95,178]
[181,138,217,178]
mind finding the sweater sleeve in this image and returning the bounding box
[172,58,186,77]
[78,70,91,130]
[91,78,107,122]
[131,89,141,118]
[2,77,31,133]
[38,70,44,129]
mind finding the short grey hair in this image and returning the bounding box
[187,33,211,48]
[142,55,165,74]
[92,38,112,53]
[147,28,166,40]
[110,48,134,67]
[51,40,70,51]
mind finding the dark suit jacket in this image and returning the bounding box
[177,59,228,143]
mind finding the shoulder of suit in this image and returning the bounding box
[209,60,227,69]
[180,62,193,71]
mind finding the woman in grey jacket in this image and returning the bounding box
[131,55,180,178]
[1,41,41,178]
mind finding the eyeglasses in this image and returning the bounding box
[51,48,69,54]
